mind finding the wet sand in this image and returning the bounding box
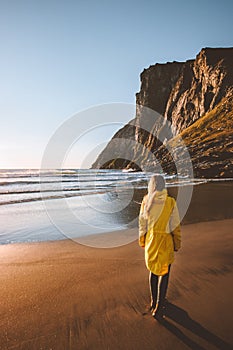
[0,218,233,350]
[1,181,233,349]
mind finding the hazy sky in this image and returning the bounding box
[0,0,232,168]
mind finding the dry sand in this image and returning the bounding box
[0,219,233,350]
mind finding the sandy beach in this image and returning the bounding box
[0,216,233,350]
[1,179,233,350]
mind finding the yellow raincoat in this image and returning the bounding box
[139,189,181,276]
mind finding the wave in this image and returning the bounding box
[0,189,107,206]
[0,168,226,207]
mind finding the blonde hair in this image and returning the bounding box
[144,175,166,219]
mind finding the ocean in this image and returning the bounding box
[0,169,207,245]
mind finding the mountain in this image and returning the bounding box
[92,48,233,178]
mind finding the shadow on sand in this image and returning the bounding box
[159,303,232,350]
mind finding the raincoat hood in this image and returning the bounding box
[143,189,167,220]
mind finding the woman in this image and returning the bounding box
[139,175,181,320]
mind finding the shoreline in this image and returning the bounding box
[1,180,233,247]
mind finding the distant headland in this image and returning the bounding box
[92,47,233,178]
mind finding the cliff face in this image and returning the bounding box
[154,88,233,178]
[165,48,233,133]
[92,48,233,178]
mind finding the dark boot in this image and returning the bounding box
[152,303,164,320]
[152,266,171,319]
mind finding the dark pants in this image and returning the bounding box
[149,265,171,309]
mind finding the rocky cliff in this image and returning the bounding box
[92,48,233,178]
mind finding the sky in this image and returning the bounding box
[0,0,232,168]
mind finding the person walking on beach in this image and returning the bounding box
[139,175,181,320]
